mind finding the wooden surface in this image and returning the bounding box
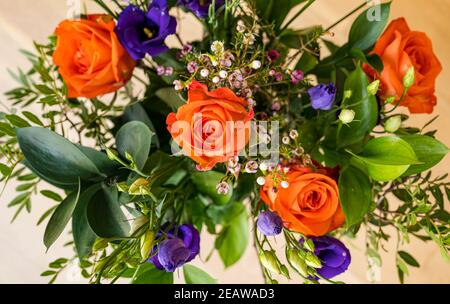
[0,0,449,283]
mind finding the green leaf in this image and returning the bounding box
[6,114,30,128]
[215,203,249,268]
[338,166,372,227]
[183,265,217,284]
[40,190,63,202]
[44,181,81,250]
[132,263,174,284]
[22,111,44,126]
[348,2,391,51]
[17,127,102,186]
[76,146,120,176]
[123,103,159,147]
[398,251,420,267]
[191,171,232,205]
[87,185,130,238]
[399,134,449,176]
[0,163,12,177]
[72,184,102,259]
[336,66,378,148]
[353,136,420,181]
[0,122,15,136]
[155,87,185,110]
[41,270,56,277]
[255,0,307,30]
[116,121,153,170]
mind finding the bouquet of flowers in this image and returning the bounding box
[2,0,449,284]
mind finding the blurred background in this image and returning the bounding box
[0,0,449,283]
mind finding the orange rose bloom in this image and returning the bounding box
[53,15,136,98]
[166,81,253,171]
[260,166,345,236]
[365,18,442,114]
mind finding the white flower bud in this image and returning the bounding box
[212,76,220,84]
[200,68,210,78]
[339,109,355,124]
[259,162,268,171]
[219,70,228,79]
[257,176,266,186]
[384,115,402,133]
[289,130,299,139]
[282,136,290,145]
[280,181,289,189]
[251,60,262,70]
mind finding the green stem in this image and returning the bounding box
[280,0,316,32]
[325,1,367,32]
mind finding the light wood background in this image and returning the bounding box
[0,0,449,284]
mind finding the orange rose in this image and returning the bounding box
[365,18,442,114]
[166,81,253,170]
[260,166,345,236]
[53,15,136,98]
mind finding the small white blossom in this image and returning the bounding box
[211,41,224,54]
[251,60,262,70]
[289,130,299,139]
[219,70,228,79]
[282,136,290,145]
[200,68,210,78]
[216,181,230,195]
[259,162,268,171]
[257,176,266,186]
[212,76,220,84]
[236,20,246,33]
[173,80,183,91]
[244,161,259,174]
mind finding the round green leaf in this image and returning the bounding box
[17,127,102,185]
[115,121,153,170]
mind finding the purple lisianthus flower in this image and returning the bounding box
[257,211,283,236]
[178,0,225,18]
[115,1,177,60]
[308,83,336,110]
[149,224,200,272]
[310,236,351,279]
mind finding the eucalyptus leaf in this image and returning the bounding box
[44,181,81,250]
[116,121,153,170]
[87,185,130,238]
[17,127,102,185]
[73,184,102,259]
[183,265,217,284]
[77,146,120,176]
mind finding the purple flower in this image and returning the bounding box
[178,0,225,18]
[257,211,283,236]
[266,50,280,62]
[291,70,304,85]
[308,83,336,110]
[310,236,351,279]
[115,1,177,60]
[149,224,200,272]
